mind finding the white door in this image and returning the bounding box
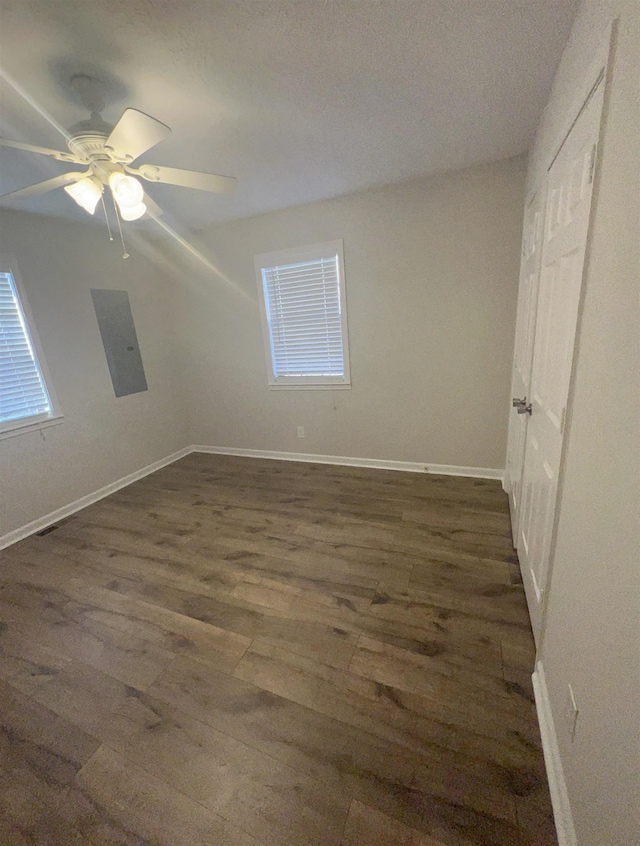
[506,185,546,544]
[518,77,605,641]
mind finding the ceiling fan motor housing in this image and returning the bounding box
[67,133,111,164]
[64,129,128,188]
[66,108,136,169]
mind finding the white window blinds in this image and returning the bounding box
[0,270,52,426]
[257,242,350,388]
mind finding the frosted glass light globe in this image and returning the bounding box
[109,173,144,208]
[119,202,147,221]
[64,178,102,214]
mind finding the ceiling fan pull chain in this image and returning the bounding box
[112,195,130,259]
[100,191,114,242]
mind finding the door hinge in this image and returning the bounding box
[588,144,597,184]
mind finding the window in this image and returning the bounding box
[0,261,59,436]
[255,240,351,389]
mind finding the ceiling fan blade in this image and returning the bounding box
[0,137,79,163]
[0,170,90,201]
[131,164,237,194]
[142,193,163,219]
[105,108,171,163]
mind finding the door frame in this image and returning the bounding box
[537,26,615,641]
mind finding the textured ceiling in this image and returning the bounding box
[0,0,579,231]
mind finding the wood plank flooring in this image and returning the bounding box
[0,453,557,846]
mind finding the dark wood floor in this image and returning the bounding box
[0,454,556,846]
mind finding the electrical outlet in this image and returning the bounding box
[297,426,305,439]
[565,684,579,741]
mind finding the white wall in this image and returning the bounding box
[0,209,188,537]
[529,2,640,844]
[177,157,525,470]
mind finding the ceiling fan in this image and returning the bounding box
[0,76,237,224]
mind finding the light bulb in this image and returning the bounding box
[118,201,147,221]
[109,172,144,208]
[64,178,102,214]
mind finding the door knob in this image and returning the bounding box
[517,402,533,415]
[512,397,527,408]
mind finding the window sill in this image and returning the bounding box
[0,414,65,442]
[268,383,352,391]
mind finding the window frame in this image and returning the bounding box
[254,240,351,390]
[0,255,63,440]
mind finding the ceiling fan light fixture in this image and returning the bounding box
[108,172,144,208]
[64,177,102,214]
[118,201,147,221]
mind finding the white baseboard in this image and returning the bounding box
[191,445,504,480]
[532,661,577,846]
[1,444,504,551]
[424,463,504,480]
[0,446,192,551]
